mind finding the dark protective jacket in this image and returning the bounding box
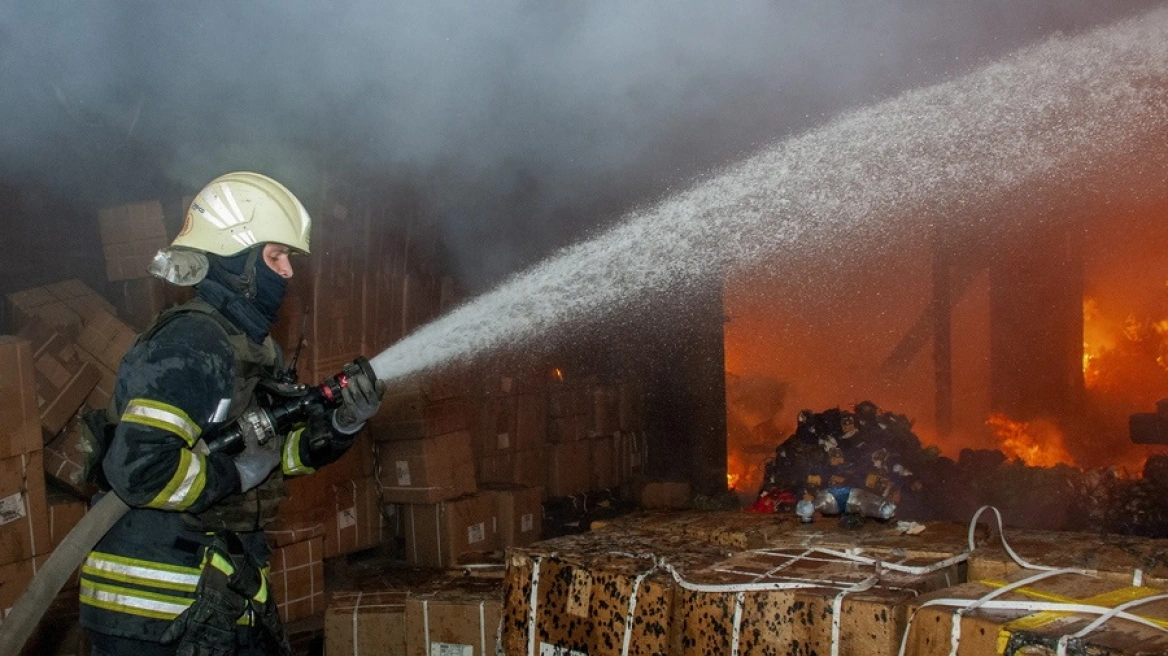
[78,296,354,642]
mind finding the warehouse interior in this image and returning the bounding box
[3,3,1168,655]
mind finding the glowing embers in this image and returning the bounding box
[986,413,1073,468]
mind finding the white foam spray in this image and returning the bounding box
[371,7,1168,384]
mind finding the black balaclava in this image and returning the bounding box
[196,246,287,343]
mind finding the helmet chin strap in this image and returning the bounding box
[235,247,262,300]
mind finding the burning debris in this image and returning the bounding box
[751,401,1168,535]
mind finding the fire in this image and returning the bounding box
[726,449,753,492]
[986,413,1074,468]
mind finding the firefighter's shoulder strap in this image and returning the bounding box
[79,298,273,486]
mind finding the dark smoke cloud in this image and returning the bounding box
[0,0,1161,289]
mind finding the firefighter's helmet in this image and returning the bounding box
[174,171,311,256]
[149,172,311,285]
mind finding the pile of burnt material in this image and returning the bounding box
[753,402,1168,534]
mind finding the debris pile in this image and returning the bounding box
[752,402,1168,534]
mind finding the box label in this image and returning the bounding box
[497,432,510,450]
[521,513,534,533]
[395,460,411,486]
[431,643,472,656]
[566,569,591,617]
[467,521,485,544]
[540,643,588,656]
[338,507,357,530]
[0,491,27,526]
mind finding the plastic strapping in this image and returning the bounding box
[1054,592,1168,656]
[526,557,543,656]
[830,577,878,656]
[21,453,36,573]
[620,567,655,656]
[730,591,746,656]
[351,591,363,656]
[948,568,1078,656]
[968,505,1086,574]
[423,599,431,655]
[480,600,487,656]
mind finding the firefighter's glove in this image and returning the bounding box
[233,411,281,493]
[161,533,260,655]
[333,370,386,433]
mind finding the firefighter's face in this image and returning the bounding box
[263,243,294,279]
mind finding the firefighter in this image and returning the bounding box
[79,172,385,656]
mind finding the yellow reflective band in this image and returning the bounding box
[209,551,235,576]
[80,579,193,620]
[255,571,269,603]
[282,427,315,476]
[148,449,207,510]
[83,553,200,592]
[122,399,202,447]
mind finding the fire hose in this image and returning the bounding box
[0,357,376,655]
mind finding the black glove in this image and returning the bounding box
[333,370,386,433]
[305,413,357,468]
[161,533,261,656]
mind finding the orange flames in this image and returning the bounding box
[986,413,1074,468]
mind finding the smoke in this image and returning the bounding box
[0,1,1162,287]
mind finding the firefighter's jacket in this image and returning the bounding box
[79,297,350,642]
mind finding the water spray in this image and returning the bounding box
[368,6,1168,386]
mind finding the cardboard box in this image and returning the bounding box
[548,386,586,418]
[635,480,690,510]
[905,570,1168,655]
[548,415,585,443]
[475,451,514,487]
[0,451,50,567]
[616,431,648,479]
[592,384,617,436]
[968,526,1168,589]
[268,535,324,623]
[512,447,546,490]
[0,554,49,616]
[674,548,960,656]
[483,485,543,549]
[265,510,326,549]
[0,336,42,459]
[375,431,476,504]
[280,429,376,516]
[75,309,136,372]
[21,322,101,434]
[401,494,498,569]
[325,590,409,656]
[545,441,590,497]
[6,280,115,339]
[514,392,547,452]
[501,531,728,656]
[47,491,87,552]
[375,389,473,442]
[474,395,516,456]
[617,381,644,432]
[43,421,93,499]
[98,201,169,282]
[405,578,503,656]
[589,435,617,490]
[324,476,386,558]
[109,278,191,331]
[82,358,117,413]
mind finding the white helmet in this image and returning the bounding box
[150,171,311,285]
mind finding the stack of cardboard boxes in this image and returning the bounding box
[98,200,190,330]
